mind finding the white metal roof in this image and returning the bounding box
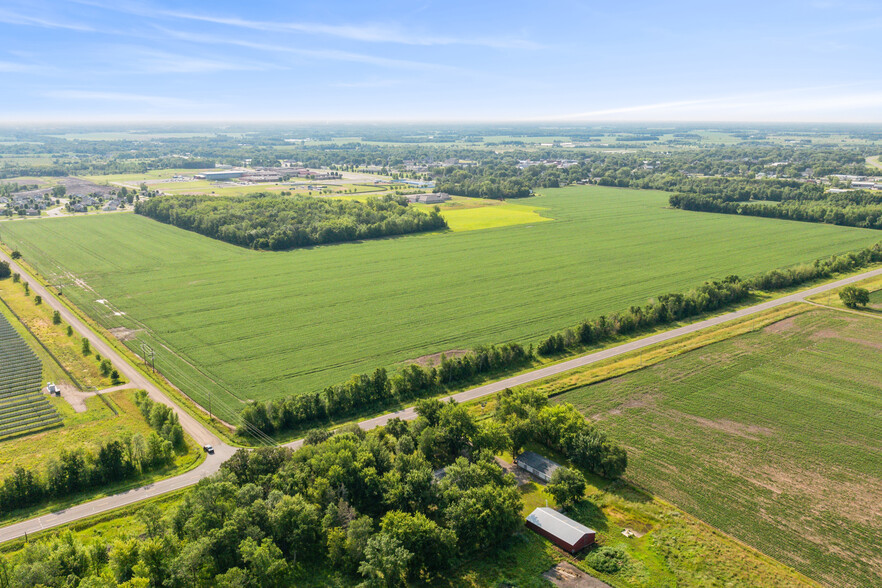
[526,507,594,545]
[517,451,560,478]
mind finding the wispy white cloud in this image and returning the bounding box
[545,84,882,122]
[160,10,542,49]
[44,90,200,108]
[156,27,464,72]
[68,0,541,49]
[0,8,94,31]
[0,60,34,72]
[125,49,282,74]
[331,79,404,89]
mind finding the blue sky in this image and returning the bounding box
[1,0,881,122]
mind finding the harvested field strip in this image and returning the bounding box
[555,309,882,587]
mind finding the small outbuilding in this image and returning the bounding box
[515,451,560,483]
[526,507,596,553]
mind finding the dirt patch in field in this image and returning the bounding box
[842,337,882,351]
[763,315,799,334]
[543,562,612,588]
[621,392,657,410]
[409,349,469,367]
[674,412,774,440]
[758,464,882,526]
[809,328,839,341]
[109,326,141,341]
[808,328,882,350]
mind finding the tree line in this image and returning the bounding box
[537,279,749,356]
[134,390,186,450]
[670,193,882,230]
[135,194,448,250]
[536,242,882,357]
[0,392,186,515]
[0,399,540,587]
[241,343,532,436]
[434,167,533,199]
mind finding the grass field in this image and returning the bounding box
[555,308,882,587]
[0,186,879,423]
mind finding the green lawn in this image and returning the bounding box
[555,309,882,587]
[0,186,879,423]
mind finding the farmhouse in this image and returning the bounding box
[525,507,596,553]
[515,451,561,482]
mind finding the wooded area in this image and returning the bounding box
[135,194,447,250]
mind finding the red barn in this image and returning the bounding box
[525,507,596,553]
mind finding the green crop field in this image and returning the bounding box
[0,186,879,424]
[555,308,882,587]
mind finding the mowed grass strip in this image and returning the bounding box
[0,186,879,417]
[555,309,882,588]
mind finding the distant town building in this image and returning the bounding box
[393,179,435,188]
[525,507,596,553]
[202,170,244,181]
[851,180,882,190]
[407,192,451,204]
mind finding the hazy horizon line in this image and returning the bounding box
[3,118,882,127]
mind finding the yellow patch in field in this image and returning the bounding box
[437,202,551,232]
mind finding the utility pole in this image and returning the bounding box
[140,343,155,373]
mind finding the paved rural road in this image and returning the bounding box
[0,443,236,545]
[1,251,880,542]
